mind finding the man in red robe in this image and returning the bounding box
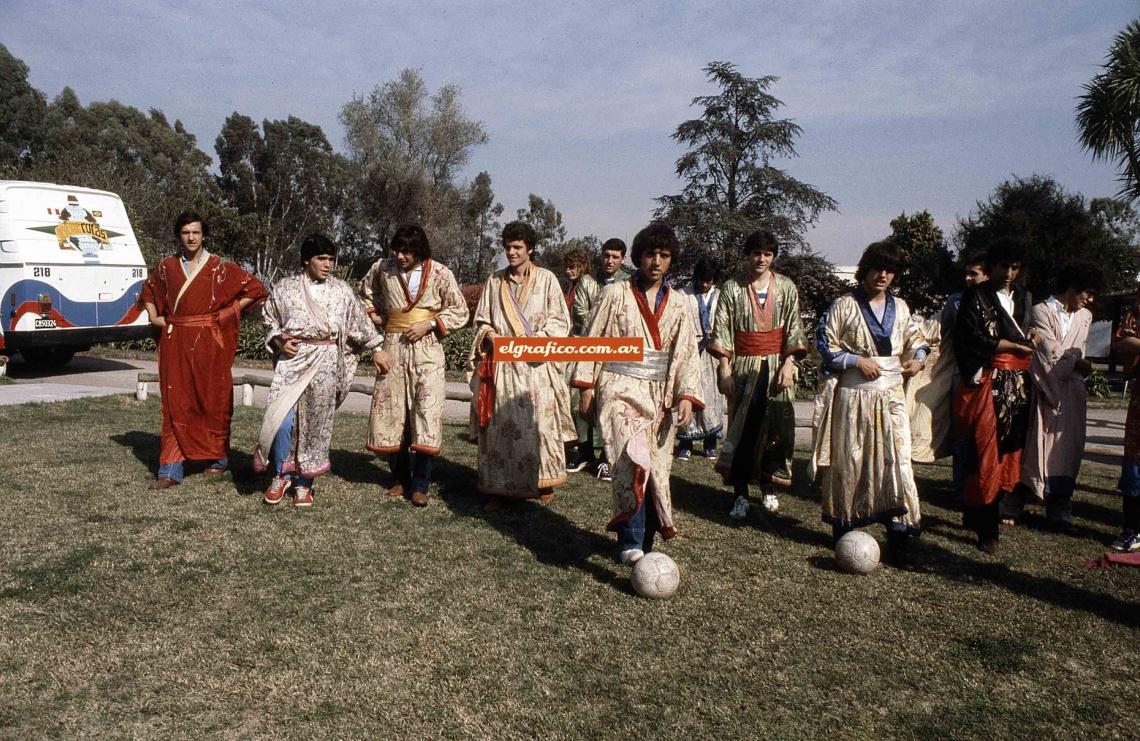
[141,211,267,489]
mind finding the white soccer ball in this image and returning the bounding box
[631,552,680,599]
[835,531,881,575]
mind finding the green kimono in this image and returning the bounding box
[708,272,807,487]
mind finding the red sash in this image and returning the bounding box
[476,353,495,428]
[735,328,785,357]
[992,351,1030,371]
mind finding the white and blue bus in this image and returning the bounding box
[0,180,152,368]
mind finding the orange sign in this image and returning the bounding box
[492,336,644,362]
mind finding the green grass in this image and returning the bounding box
[1,396,1137,738]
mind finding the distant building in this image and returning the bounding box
[833,265,857,285]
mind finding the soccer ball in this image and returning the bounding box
[834,531,880,575]
[631,552,680,599]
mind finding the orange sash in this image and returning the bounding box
[735,328,785,357]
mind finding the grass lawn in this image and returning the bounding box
[1,396,1137,738]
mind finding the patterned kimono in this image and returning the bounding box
[677,284,726,442]
[1020,300,1092,501]
[569,273,600,337]
[360,258,469,455]
[141,253,266,466]
[952,284,1033,522]
[471,265,576,497]
[254,275,382,478]
[708,272,808,486]
[812,290,927,532]
[572,280,704,537]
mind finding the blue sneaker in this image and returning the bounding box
[675,448,691,461]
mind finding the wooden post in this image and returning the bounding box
[242,383,254,406]
[136,380,148,401]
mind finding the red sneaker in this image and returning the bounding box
[263,476,291,505]
[293,487,314,508]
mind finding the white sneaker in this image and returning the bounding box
[619,548,644,565]
[729,495,750,521]
[761,492,780,514]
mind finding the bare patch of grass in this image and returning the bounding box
[0,395,1137,737]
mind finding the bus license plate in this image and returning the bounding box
[34,318,57,329]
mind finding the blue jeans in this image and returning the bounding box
[272,407,313,488]
[616,487,660,553]
[157,456,228,483]
[391,447,433,493]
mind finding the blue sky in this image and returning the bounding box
[4,1,1134,263]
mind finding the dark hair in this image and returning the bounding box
[631,222,679,265]
[390,224,431,261]
[502,221,538,252]
[173,211,208,240]
[984,238,1027,269]
[692,256,721,287]
[562,245,590,269]
[300,233,337,263]
[743,229,779,258]
[601,238,627,257]
[1056,261,1105,295]
[963,251,988,269]
[854,239,906,283]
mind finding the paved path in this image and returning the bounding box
[1,352,1128,456]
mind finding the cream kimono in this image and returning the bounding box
[905,315,955,462]
[812,291,927,532]
[254,275,382,478]
[1020,301,1092,500]
[471,265,576,497]
[708,273,808,486]
[572,281,704,538]
[678,284,726,442]
[360,258,469,455]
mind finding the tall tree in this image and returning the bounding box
[0,43,46,167]
[955,174,1140,300]
[1076,20,1140,203]
[888,210,955,317]
[339,68,488,259]
[454,171,504,283]
[215,114,349,282]
[655,60,837,272]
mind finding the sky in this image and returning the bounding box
[4,1,1135,264]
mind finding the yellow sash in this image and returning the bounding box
[385,307,438,333]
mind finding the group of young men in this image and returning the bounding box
[141,210,1140,564]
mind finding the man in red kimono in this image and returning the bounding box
[141,211,267,489]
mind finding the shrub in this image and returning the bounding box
[443,327,476,372]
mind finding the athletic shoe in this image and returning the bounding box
[619,548,644,565]
[761,492,780,514]
[704,449,717,460]
[675,448,691,461]
[263,476,290,505]
[1110,530,1140,552]
[596,462,612,482]
[293,487,314,508]
[565,452,589,473]
[729,495,750,521]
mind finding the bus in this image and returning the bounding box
[0,180,152,369]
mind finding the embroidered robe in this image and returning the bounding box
[360,258,469,455]
[572,281,704,537]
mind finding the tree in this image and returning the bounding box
[888,210,955,317]
[216,114,349,282]
[339,69,488,259]
[1076,20,1140,203]
[515,194,567,253]
[955,175,1140,300]
[0,43,46,167]
[454,171,504,283]
[655,60,837,273]
[774,250,848,331]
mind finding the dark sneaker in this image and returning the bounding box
[704,448,717,460]
[596,462,612,482]
[566,452,588,473]
[675,448,691,461]
[1110,530,1140,552]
